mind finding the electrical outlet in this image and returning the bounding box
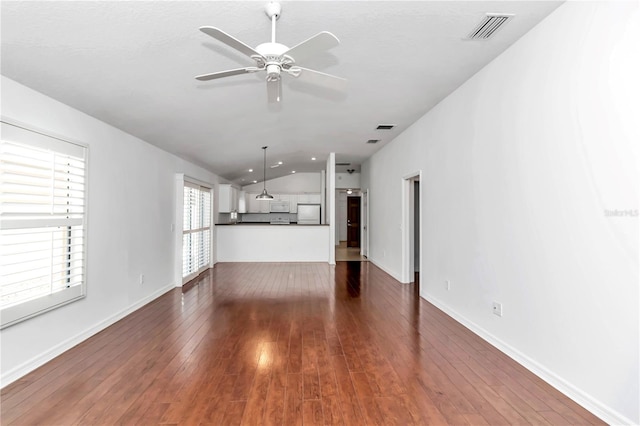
[492,302,502,317]
[445,280,450,291]
[139,274,145,285]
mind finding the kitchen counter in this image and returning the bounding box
[216,222,328,226]
[216,223,329,262]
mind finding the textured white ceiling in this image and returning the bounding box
[1,1,562,184]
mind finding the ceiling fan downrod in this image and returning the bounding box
[265,2,281,44]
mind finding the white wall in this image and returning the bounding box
[336,191,348,242]
[0,76,223,385]
[241,172,322,193]
[327,154,336,264]
[361,2,639,424]
[335,172,360,189]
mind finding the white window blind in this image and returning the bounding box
[0,122,87,328]
[182,182,211,283]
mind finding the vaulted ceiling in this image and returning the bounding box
[1,1,562,185]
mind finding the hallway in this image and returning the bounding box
[335,241,368,262]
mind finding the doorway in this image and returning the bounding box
[402,172,421,285]
[362,190,368,258]
[335,191,368,262]
[347,196,361,248]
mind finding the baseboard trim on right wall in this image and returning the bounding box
[424,294,635,426]
[368,259,404,284]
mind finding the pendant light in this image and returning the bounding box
[256,146,274,200]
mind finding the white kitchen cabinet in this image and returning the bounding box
[247,193,270,213]
[238,190,246,213]
[289,194,298,213]
[277,194,290,204]
[218,184,239,213]
[297,193,321,204]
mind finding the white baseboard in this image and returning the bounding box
[424,294,635,426]
[1,283,176,388]
[369,258,404,283]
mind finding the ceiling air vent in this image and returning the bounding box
[376,124,395,130]
[336,162,351,166]
[366,139,380,144]
[466,13,514,40]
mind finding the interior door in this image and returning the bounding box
[347,196,361,248]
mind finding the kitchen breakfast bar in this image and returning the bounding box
[216,223,330,262]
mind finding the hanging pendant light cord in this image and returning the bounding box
[262,146,268,191]
[256,146,273,200]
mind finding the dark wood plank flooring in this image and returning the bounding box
[1,262,604,425]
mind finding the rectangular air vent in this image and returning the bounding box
[366,139,380,144]
[466,14,514,40]
[336,162,351,166]
[376,124,395,130]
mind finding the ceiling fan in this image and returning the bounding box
[195,1,346,103]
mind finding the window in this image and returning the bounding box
[0,121,87,328]
[182,182,211,283]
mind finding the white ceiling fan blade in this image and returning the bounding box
[195,67,260,81]
[200,26,265,60]
[283,31,340,62]
[289,67,347,91]
[267,78,282,103]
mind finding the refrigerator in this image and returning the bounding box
[297,204,321,225]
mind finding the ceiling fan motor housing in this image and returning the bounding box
[257,43,290,80]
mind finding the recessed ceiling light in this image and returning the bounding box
[376,124,395,130]
[291,171,296,174]
[253,180,258,184]
[366,139,380,144]
[248,168,253,172]
[278,161,283,165]
[311,157,316,161]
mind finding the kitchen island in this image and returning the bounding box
[216,223,330,262]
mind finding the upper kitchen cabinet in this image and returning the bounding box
[218,184,239,213]
[297,193,322,204]
[246,192,270,213]
[289,194,298,213]
[238,190,246,213]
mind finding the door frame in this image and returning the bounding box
[401,171,422,285]
[361,189,369,257]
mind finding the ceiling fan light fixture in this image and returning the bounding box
[266,64,281,81]
[256,146,274,200]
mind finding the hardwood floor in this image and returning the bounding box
[1,262,603,425]
[335,241,368,262]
